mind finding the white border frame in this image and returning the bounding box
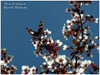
[0,0,100,75]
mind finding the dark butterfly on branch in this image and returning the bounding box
[25,21,43,36]
[25,21,44,42]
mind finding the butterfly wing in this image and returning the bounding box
[38,21,43,33]
[25,28,35,35]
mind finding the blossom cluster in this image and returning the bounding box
[24,1,99,74]
[1,48,17,74]
[21,65,38,74]
[25,21,63,58]
[25,21,70,74]
[61,1,99,74]
[41,54,67,73]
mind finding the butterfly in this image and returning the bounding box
[25,21,44,41]
[25,21,43,36]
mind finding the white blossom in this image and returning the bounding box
[72,18,77,22]
[79,68,85,74]
[55,39,63,46]
[55,55,67,64]
[49,37,54,43]
[78,55,84,59]
[62,24,66,34]
[71,59,76,65]
[81,14,84,18]
[43,55,51,62]
[79,35,82,39]
[41,35,47,40]
[47,41,50,45]
[85,45,88,51]
[67,71,73,73]
[48,60,54,65]
[83,35,88,40]
[3,62,7,66]
[66,8,70,12]
[73,13,79,18]
[94,18,98,23]
[86,15,90,17]
[47,60,54,68]
[30,66,36,74]
[22,71,25,74]
[22,65,29,70]
[67,20,71,24]
[43,62,47,65]
[62,24,69,40]
[67,20,74,26]
[90,54,93,57]
[91,40,94,44]
[44,29,51,34]
[33,44,37,49]
[63,45,69,50]
[84,29,87,34]
[0,60,5,66]
[81,60,92,67]
[67,28,71,31]
[95,36,99,39]
[67,25,71,29]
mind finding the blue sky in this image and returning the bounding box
[1,1,99,74]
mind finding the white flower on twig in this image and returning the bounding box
[55,39,63,46]
[44,29,51,34]
[63,45,69,50]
